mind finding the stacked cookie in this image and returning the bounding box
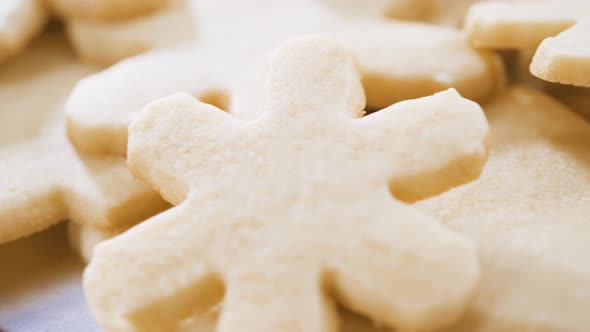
[0,1,589,331]
[0,0,195,65]
[466,0,590,119]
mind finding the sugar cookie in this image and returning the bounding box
[0,30,169,244]
[0,0,47,63]
[84,36,488,332]
[417,86,590,332]
[65,0,503,156]
[47,0,169,21]
[65,0,195,65]
[531,22,590,87]
[465,1,588,49]
[465,1,590,86]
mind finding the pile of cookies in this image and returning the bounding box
[1,0,589,331]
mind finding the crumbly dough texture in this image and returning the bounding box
[46,0,170,21]
[84,36,489,332]
[465,1,590,86]
[65,0,503,156]
[0,31,169,244]
[0,0,47,63]
[65,0,196,65]
[415,86,590,332]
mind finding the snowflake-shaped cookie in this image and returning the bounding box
[85,36,489,332]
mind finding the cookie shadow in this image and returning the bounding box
[0,223,84,308]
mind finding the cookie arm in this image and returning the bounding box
[261,36,365,121]
[128,93,240,205]
[218,268,338,332]
[84,203,221,332]
[327,198,479,331]
[355,89,488,202]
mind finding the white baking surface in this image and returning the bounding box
[0,224,101,332]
